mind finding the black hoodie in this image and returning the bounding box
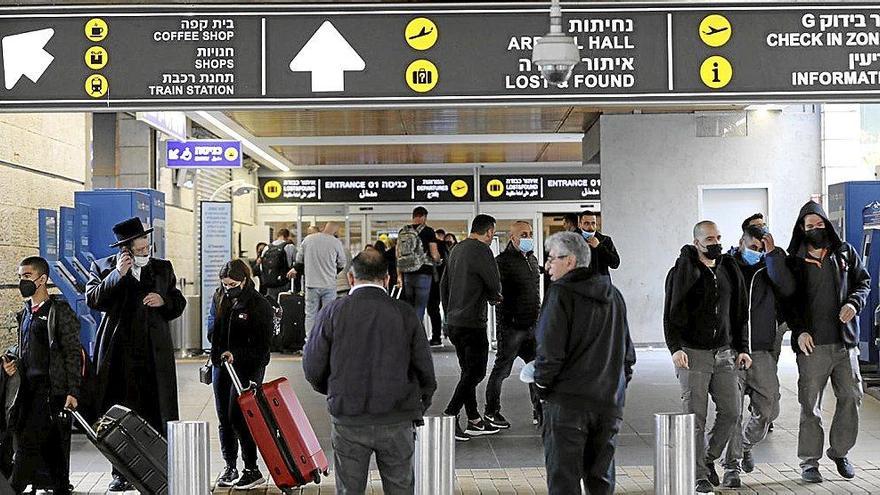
[664,245,750,354]
[534,268,635,418]
[776,201,871,352]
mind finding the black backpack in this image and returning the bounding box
[261,242,291,289]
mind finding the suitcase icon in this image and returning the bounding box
[412,68,432,85]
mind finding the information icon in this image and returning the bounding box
[700,56,733,89]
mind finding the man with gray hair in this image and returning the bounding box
[304,248,436,494]
[535,231,635,495]
[663,221,751,493]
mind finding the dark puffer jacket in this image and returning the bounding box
[776,201,871,352]
[208,284,273,371]
[732,248,790,352]
[534,268,635,418]
[14,295,82,400]
[496,241,541,330]
[664,245,750,354]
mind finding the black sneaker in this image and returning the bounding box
[695,479,714,493]
[722,470,741,488]
[234,468,265,490]
[767,421,774,433]
[802,467,824,483]
[742,449,754,473]
[533,408,543,427]
[454,420,470,442]
[108,475,133,492]
[465,417,500,436]
[429,339,443,348]
[706,462,720,486]
[828,452,855,479]
[484,412,511,429]
[217,465,240,487]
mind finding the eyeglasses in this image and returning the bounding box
[546,255,571,263]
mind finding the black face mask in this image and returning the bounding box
[18,279,37,298]
[703,243,724,260]
[225,286,243,299]
[805,228,830,249]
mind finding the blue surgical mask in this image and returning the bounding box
[518,238,534,253]
[742,248,764,266]
[582,231,595,240]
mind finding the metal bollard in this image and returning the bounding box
[654,413,695,495]
[168,421,210,495]
[415,415,455,495]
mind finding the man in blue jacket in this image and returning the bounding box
[773,201,870,484]
[304,248,436,494]
[722,225,790,488]
[535,232,635,495]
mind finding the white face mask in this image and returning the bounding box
[133,255,151,268]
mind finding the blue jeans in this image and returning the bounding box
[402,273,432,324]
[213,365,266,469]
[305,287,337,340]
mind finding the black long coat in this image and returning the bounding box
[85,255,186,430]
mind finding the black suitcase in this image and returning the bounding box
[279,292,306,352]
[71,406,168,495]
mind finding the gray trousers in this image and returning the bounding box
[723,351,781,471]
[796,344,863,471]
[676,347,741,480]
[331,420,416,495]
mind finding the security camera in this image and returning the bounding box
[532,34,580,86]
[532,0,580,88]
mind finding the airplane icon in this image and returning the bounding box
[408,25,434,40]
[703,25,729,36]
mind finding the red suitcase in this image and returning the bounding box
[225,360,330,492]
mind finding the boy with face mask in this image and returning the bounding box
[9,257,81,494]
[772,201,870,484]
[721,225,790,487]
[663,221,751,493]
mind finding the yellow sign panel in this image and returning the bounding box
[450,179,468,198]
[263,180,283,199]
[486,179,505,198]
[406,60,438,93]
[85,74,108,98]
[699,14,732,47]
[700,56,733,89]
[85,46,108,70]
[405,17,438,51]
[85,18,108,42]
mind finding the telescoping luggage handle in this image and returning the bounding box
[222,356,253,396]
[68,408,99,443]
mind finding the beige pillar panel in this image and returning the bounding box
[0,120,89,182]
[0,168,82,212]
[0,245,40,286]
[0,205,40,248]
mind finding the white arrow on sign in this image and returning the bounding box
[2,28,55,90]
[289,21,365,92]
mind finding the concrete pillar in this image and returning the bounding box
[91,113,156,189]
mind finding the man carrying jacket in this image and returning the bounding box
[304,248,436,494]
[773,201,870,483]
[535,231,635,495]
[664,221,751,493]
[579,211,621,277]
[8,257,81,494]
[722,225,789,488]
[484,221,542,429]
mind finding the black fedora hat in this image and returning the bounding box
[109,217,154,248]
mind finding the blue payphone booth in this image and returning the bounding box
[38,209,98,354]
[829,181,880,365]
[131,189,166,259]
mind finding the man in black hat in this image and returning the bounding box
[85,217,186,492]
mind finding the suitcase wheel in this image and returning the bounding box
[311,469,322,485]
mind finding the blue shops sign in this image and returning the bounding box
[166,139,241,168]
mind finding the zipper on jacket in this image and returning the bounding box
[709,268,719,339]
[746,267,765,355]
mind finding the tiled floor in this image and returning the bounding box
[64,346,880,493]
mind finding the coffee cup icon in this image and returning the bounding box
[91,25,103,37]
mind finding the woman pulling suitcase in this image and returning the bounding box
[208,259,273,489]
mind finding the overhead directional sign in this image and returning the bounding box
[480,174,601,202]
[259,175,474,203]
[8,4,880,109]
